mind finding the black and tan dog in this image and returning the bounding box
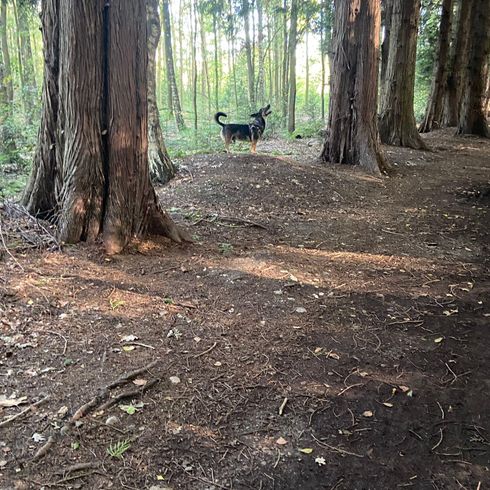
[214,104,272,153]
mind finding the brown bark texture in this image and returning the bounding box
[456,0,490,137]
[147,0,176,184]
[321,0,388,174]
[378,0,427,149]
[162,0,185,130]
[443,0,472,126]
[0,0,14,105]
[419,0,453,133]
[287,0,297,133]
[23,0,189,254]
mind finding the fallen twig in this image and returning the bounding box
[0,396,50,428]
[194,341,218,358]
[311,434,363,458]
[97,379,159,411]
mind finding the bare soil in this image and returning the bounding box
[0,129,489,490]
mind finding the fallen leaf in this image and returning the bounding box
[295,307,307,314]
[122,345,136,352]
[327,352,340,360]
[276,437,288,445]
[121,335,138,342]
[169,376,181,385]
[299,448,313,454]
[132,379,147,386]
[314,347,323,354]
[383,402,394,408]
[399,385,410,393]
[362,410,373,418]
[32,433,46,443]
[434,337,444,343]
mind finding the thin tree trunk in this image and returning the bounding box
[281,0,288,124]
[443,0,473,126]
[305,29,309,108]
[191,0,198,130]
[243,0,255,107]
[229,0,239,111]
[419,0,453,132]
[178,0,184,99]
[456,0,490,137]
[378,0,427,149]
[380,0,392,97]
[16,0,37,124]
[147,0,176,184]
[198,8,212,114]
[0,0,13,106]
[213,11,219,111]
[162,0,185,130]
[256,0,265,105]
[287,0,297,133]
[321,0,388,174]
[320,1,325,121]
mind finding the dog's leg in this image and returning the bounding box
[251,141,257,154]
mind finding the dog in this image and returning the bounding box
[214,104,272,153]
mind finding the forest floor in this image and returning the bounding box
[0,129,489,490]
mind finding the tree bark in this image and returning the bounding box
[443,0,472,126]
[321,0,388,174]
[212,10,219,111]
[305,29,309,108]
[243,0,255,107]
[191,0,198,130]
[378,0,427,149]
[162,0,185,130]
[456,0,490,137]
[281,0,288,124]
[0,0,13,106]
[16,0,37,124]
[287,0,297,133]
[147,0,176,184]
[380,0,392,99]
[256,0,265,105]
[23,0,188,254]
[419,0,453,133]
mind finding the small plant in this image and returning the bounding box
[109,298,125,310]
[219,242,233,255]
[107,439,131,459]
[164,297,174,305]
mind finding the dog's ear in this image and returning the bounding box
[250,112,259,118]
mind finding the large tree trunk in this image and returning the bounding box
[256,0,265,105]
[281,0,288,124]
[443,0,472,126]
[198,7,212,115]
[162,0,185,130]
[321,0,388,174]
[243,0,255,108]
[147,0,176,184]
[304,29,309,108]
[212,11,219,111]
[379,0,427,149]
[22,0,59,215]
[456,0,490,137]
[23,0,188,254]
[0,0,13,106]
[419,0,453,133]
[287,0,297,133]
[380,0,392,100]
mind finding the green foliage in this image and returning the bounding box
[107,439,131,459]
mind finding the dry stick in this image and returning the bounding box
[0,219,24,271]
[56,462,100,475]
[32,436,55,461]
[337,383,362,397]
[311,434,364,458]
[0,396,50,428]
[194,341,218,358]
[97,379,159,412]
[431,428,444,451]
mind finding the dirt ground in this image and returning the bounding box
[0,129,489,490]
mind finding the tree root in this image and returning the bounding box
[31,360,160,461]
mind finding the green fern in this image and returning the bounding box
[107,439,131,459]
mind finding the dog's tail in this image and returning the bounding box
[214,112,227,127]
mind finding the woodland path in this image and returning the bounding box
[0,129,489,489]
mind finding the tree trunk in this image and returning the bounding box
[228,0,239,111]
[256,0,265,105]
[305,29,309,108]
[147,0,176,184]
[281,0,288,124]
[199,8,212,115]
[456,0,490,137]
[191,0,198,130]
[320,1,325,121]
[23,0,188,254]
[378,0,427,149]
[419,0,453,132]
[443,0,472,126]
[0,0,13,106]
[243,0,255,107]
[213,11,219,111]
[380,0,392,98]
[321,0,388,174]
[16,0,37,124]
[287,0,297,133]
[162,0,185,130]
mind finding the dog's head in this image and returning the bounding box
[251,104,272,119]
